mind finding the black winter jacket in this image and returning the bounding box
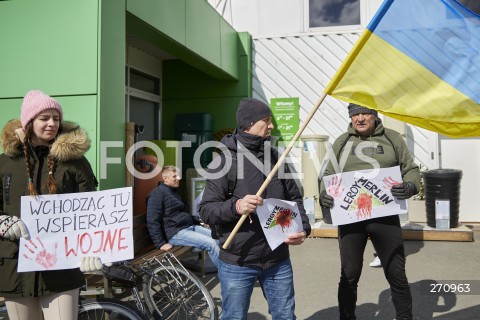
[199,129,311,269]
[146,183,200,248]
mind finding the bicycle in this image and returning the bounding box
[1,296,145,320]
[1,252,217,320]
[0,301,7,320]
[79,297,146,319]
[83,251,218,320]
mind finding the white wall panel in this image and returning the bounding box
[253,34,360,140]
[258,0,304,36]
[209,0,379,37]
[407,125,439,170]
[440,137,480,222]
[251,34,361,175]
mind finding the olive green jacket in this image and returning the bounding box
[0,119,97,298]
[320,121,421,191]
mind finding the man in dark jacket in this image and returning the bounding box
[199,98,311,320]
[146,166,219,267]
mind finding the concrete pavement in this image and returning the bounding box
[201,229,480,320]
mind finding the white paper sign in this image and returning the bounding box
[322,166,407,226]
[18,187,134,272]
[435,200,450,219]
[256,198,303,251]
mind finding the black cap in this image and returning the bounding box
[236,98,272,130]
[348,103,378,117]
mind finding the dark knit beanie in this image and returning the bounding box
[348,103,378,118]
[236,98,272,130]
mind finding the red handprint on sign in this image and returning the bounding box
[23,237,58,269]
[383,176,401,189]
[327,175,344,199]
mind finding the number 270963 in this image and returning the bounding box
[430,283,470,293]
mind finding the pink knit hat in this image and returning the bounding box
[21,90,63,130]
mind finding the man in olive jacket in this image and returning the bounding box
[319,103,421,320]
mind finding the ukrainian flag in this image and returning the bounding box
[325,0,480,137]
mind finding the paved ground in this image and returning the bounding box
[2,199,476,320]
[200,229,480,320]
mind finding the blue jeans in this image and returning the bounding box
[169,225,220,267]
[218,259,296,320]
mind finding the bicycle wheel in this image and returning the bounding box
[0,301,8,320]
[143,265,217,320]
[79,297,146,320]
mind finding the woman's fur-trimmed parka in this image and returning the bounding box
[0,119,98,298]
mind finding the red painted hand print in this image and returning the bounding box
[356,194,373,219]
[327,175,344,199]
[383,176,402,189]
[23,237,58,269]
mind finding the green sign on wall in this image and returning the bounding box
[270,97,300,145]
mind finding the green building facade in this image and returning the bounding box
[0,0,251,190]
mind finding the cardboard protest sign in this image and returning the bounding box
[18,187,133,272]
[323,166,407,226]
[256,199,303,251]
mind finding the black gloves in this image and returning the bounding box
[319,191,334,208]
[391,182,418,200]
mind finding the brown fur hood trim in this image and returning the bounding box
[1,119,91,161]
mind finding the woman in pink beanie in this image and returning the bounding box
[0,90,98,320]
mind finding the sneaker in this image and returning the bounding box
[369,256,381,267]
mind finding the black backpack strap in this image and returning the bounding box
[226,157,237,198]
[225,149,280,198]
[208,154,236,241]
[271,150,290,199]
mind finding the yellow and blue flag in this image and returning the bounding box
[325,0,480,137]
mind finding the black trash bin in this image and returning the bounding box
[422,169,462,228]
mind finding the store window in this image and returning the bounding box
[125,67,162,142]
[129,69,160,95]
[308,0,361,28]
